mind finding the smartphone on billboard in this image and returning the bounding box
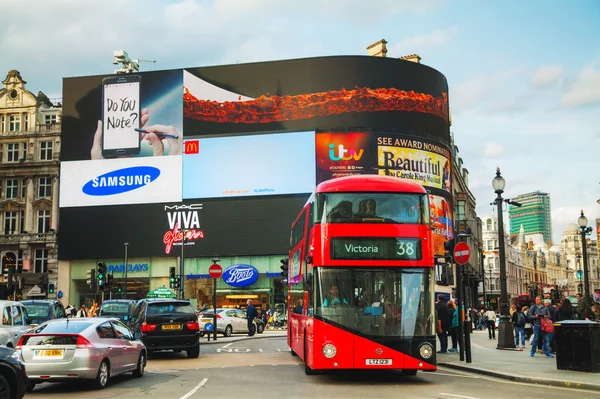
[101,75,141,158]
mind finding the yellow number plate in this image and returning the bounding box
[201,319,212,323]
[34,349,64,357]
[162,324,182,330]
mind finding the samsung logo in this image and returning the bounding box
[82,166,160,196]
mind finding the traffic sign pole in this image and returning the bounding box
[209,262,222,342]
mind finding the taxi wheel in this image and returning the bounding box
[224,325,233,337]
[94,360,110,389]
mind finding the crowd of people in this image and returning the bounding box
[64,302,100,318]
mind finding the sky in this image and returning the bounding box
[1,0,599,245]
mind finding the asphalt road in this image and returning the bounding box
[25,337,600,399]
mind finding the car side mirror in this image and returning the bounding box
[134,332,142,340]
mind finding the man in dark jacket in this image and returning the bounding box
[246,299,258,336]
[435,294,450,353]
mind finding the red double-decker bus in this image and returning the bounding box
[286,175,436,375]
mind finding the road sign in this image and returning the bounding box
[205,322,213,332]
[453,242,471,265]
[208,264,223,279]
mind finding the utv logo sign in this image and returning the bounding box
[223,264,259,287]
[82,166,160,196]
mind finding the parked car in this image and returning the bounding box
[20,300,67,326]
[127,299,200,358]
[0,300,32,348]
[15,317,146,391]
[198,308,265,337]
[0,345,27,399]
[98,299,136,322]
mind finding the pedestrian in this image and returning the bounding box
[246,299,258,336]
[543,299,557,353]
[591,304,600,321]
[76,305,88,318]
[435,294,450,353]
[557,298,576,321]
[522,305,533,339]
[511,306,527,348]
[528,296,552,358]
[478,308,486,330]
[485,306,497,340]
[264,306,272,329]
[447,301,458,352]
[575,293,586,319]
[510,304,517,317]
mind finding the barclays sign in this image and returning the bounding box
[223,264,259,287]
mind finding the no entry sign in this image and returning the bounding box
[208,264,223,279]
[453,242,471,265]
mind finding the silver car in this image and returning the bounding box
[199,308,264,337]
[0,300,32,348]
[15,317,147,392]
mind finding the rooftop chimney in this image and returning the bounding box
[367,39,388,57]
[399,54,422,64]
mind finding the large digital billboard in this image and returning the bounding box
[182,132,315,199]
[60,56,450,260]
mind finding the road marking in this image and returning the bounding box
[179,378,208,399]
[439,393,480,399]
[221,343,234,348]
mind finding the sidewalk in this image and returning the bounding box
[200,329,287,345]
[438,330,600,391]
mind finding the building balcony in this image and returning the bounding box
[0,124,61,138]
[0,232,57,245]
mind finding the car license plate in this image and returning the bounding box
[201,319,212,323]
[34,349,64,358]
[162,324,182,330]
[365,358,392,365]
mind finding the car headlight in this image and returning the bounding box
[322,344,337,359]
[419,343,433,359]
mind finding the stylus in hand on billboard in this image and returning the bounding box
[135,128,179,139]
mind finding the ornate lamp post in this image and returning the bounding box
[491,167,518,350]
[577,210,593,313]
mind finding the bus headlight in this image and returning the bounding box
[322,344,337,358]
[419,343,433,359]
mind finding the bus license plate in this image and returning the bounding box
[162,324,182,330]
[365,358,392,365]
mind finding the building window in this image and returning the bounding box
[0,116,4,133]
[20,211,24,233]
[20,178,26,199]
[37,210,50,233]
[456,200,465,221]
[9,115,20,132]
[34,249,48,273]
[45,114,57,125]
[21,142,26,160]
[486,219,492,231]
[4,211,17,234]
[6,143,19,162]
[24,114,29,131]
[39,141,53,161]
[38,177,51,198]
[5,179,18,199]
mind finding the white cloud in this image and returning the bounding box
[532,65,564,88]
[451,66,523,112]
[389,26,459,56]
[561,60,600,108]
[483,142,503,158]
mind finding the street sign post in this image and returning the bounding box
[209,262,222,341]
[453,242,471,265]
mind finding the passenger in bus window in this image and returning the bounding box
[328,201,353,221]
[323,285,349,307]
[294,299,304,314]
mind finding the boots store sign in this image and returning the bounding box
[163,203,205,254]
[223,264,259,287]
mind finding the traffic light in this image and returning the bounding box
[169,267,176,288]
[443,239,455,263]
[48,283,55,294]
[116,286,123,294]
[174,276,181,289]
[86,269,96,291]
[577,270,583,279]
[280,258,289,277]
[105,274,113,291]
[97,262,106,289]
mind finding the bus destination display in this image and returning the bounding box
[330,238,422,261]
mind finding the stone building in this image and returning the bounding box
[0,70,61,300]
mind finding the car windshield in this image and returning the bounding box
[32,320,93,334]
[100,303,130,315]
[320,193,429,224]
[314,267,434,338]
[23,304,51,322]
[147,302,195,316]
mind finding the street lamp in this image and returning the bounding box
[577,210,593,313]
[491,167,518,350]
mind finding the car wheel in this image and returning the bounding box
[224,325,233,337]
[0,374,11,399]
[94,360,110,389]
[133,352,145,378]
[187,344,200,358]
[257,323,265,334]
[26,382,36,393]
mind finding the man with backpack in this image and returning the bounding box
[528,296,552,358]
[512,305,527,348]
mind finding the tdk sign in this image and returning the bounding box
[223,264,259,287]
[82,166,160,196]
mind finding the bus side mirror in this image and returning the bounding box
[303,274,314,291]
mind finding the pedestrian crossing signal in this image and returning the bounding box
[48,283,55,294]
[280,258,289,277]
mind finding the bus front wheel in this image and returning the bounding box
[401,370,418,376]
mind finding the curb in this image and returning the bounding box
[438,362,600,392]
[200,334,287,346]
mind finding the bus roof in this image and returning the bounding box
[315,175,427,194]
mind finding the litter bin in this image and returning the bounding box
[554,320,600,372]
